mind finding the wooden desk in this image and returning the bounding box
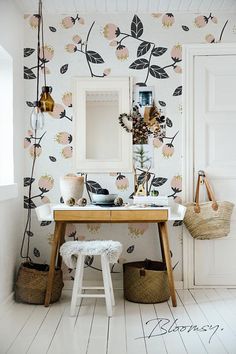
[44,206,177,307]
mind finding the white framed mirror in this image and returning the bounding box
[72,77,133,173]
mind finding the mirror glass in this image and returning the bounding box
[86,90,119,160]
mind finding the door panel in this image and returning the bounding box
[194,55,236,286]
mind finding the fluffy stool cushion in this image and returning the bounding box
[60,240,123,269]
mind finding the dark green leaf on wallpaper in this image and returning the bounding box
[149,65,169,79]
[33,247,40,257]
[86,180,102,194]
[26,101,34,107]
[170,250,173,258]
[127,245,135,253]
[40,221,52,226]
[24,66,36,79]
[24,177,35,187]
[24,196,36,209]
[138,172,151,185]
[137,41,151,57]
[49,156,57,162]
[60,64,68,74]
[86,51,104,64]
[129,192,134,199]
[60,196,64,203]
[151,177,167,187]
[158,100,166,107]
[173,220,183,226]
[24,48,35,57]
[173,86,182,96]
[129,58,149,70]
[166,118,173,127]
[131,15,143,38]
[182,25,189,31]
[152,47,167,57]
[84,255,94,266]
[26,231,34,237]
[49,26,57,32]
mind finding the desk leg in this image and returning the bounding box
[159,222,177,307]
[44,221,65,307]
[157,224,165,263]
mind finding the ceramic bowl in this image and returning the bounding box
[91,193,118,204]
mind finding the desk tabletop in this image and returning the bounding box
[36,203,186,222]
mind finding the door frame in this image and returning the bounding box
[182,43,236,289]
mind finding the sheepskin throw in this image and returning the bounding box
[60,240,123,269]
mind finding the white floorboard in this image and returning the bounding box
[1,289,236,353]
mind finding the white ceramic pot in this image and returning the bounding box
[60,174,84,203]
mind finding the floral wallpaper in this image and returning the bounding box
[23,12,236,281]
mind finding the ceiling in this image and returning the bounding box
[14,0,236,14]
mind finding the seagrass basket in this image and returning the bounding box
[123,259,170,304]
[15,262,64,305]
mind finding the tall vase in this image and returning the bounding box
[60,174,84,204]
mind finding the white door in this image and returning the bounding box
[193,54,236,286]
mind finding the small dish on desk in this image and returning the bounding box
[91,193,118,205]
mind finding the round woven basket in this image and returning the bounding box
[15,262,64,305]
[123,260,170,304]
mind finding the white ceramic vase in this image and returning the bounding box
[60,174,84,203]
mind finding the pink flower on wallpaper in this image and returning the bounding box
[41,196,50,204]
[38,175,54,193]
[72,35,82,44]
[40,66,50,75]
[27,130,33,137]
[61,16,76,29]
[24,137,31,149]
[211,16,218,24]
[103,23,120,40]
[174,65,182,73]
[55,132,72,145]
[78,17,85,25]
[194,15,208,28]
[87,223,101,233]
[171,175,182,193]
[65,44,77,53]
[61,146,73,159]
[171,44,182,62]
[205,34,215,43]
[62,92,72,107]
[29,15,39,28]
[103,68,111,76]
[162,13,175,28]
[65,223,77,238]
[29,144,42,158]
[39,45,54,62]
[49,104,66,119]
[128,223,149,237]
[109,40,118,47]
[116,45,129,60]
[174,196,182,205]
[116,175,129,190]
[153,137,163,148]
[152,13,162,19]
[162,143,174,158]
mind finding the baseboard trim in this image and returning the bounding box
[0,292,14,316]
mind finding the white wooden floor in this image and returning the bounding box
[1,288,236,354]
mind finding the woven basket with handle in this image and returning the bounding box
[15,262,64,305]
[123,259,170,304]
[184,171,234,240]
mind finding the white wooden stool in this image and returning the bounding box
[60,240,123,317]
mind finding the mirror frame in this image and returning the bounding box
[72,77,133,173]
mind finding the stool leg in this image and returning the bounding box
[106,261,115,306]
[70,254,84,317]
[101,254,112,317]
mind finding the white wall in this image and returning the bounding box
[0,0,24,304]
